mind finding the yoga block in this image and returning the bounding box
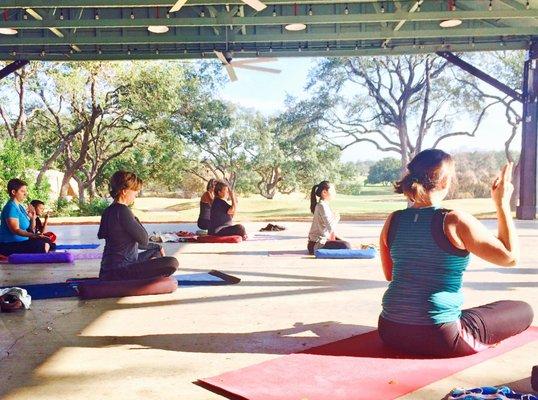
[196,235,242,244]
[77,276,178,300]
[315,248,377,259]
[8,252,74,264]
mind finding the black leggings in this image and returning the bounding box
[0,238,50,256]
[100,246,179,281]
[378,300,534,357]
[307,240,352,255]
[215,224,246,237]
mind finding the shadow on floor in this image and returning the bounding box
[79,321,374,355]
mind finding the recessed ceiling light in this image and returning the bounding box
[148,25,169,34]
[285,23,306,31]
[0,28,18,35]
[439,19,462,28]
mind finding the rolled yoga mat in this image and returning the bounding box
[199,327,538,400]
[77,276,178,299]
[8,252,74,264]
[55,244,100,250]
[196,235,243,244]
[1,271,242,300]
[314,248,377,259]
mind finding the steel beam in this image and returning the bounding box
[436,51,523,102]
[0,60,30,80]
[517,39,538,220]
[1,27,536,47]
[0,40,529,61]
[2,9,537,30]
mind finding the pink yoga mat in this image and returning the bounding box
[199,327,538,400]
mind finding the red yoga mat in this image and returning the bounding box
[199,327,538,400]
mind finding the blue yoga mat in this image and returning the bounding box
[315,248,377,259]
[56,244,100,250]
[1,271,241,300]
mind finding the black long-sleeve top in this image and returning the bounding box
[97,203,148,272]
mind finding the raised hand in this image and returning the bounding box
[491,162,514,209]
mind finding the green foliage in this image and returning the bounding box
[0,139,50,206]
[366,158,401,185]
[78,198,109,216]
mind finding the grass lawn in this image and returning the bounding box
[49,185,500,224]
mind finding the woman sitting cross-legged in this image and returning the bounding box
[208,181,247,239]
[378,149,533,357]
[197,178,216,231]
[307,180,351,255]
[0,178,51,256]
[98,171,178,281]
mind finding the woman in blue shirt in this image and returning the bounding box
[378,149,533,357]
[0,179,50,256]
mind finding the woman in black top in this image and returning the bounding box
[197,179,216,230]
[209,181,247,239]
[98,171,179,280]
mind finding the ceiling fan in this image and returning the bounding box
[213,50,281,82]
[170,0,267,13]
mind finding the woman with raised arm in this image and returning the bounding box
[378,149,533,357]
[208,181,247,239]
[197,178,216,231]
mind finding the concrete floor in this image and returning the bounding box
[0,220,536,400]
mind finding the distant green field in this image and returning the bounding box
[130,188,499,222]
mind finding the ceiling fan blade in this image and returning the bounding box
[234,64,281,74]
[225,65,238,82]
[170,0,188,13]
[214,50,230,65]
[233,57,279,66]
[241,0,267,11]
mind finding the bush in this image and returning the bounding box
[79,198,109,216]
[0,139,50,206]
[338,182,363,195]
[366,158,401,186]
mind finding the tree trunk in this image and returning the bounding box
[73,175,86,207]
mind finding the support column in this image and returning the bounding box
[517,40,538,220]
[0,60,29,81]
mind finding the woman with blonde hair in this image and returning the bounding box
[378,149,533,357]
[98,171,178,280]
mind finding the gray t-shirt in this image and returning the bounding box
[98,203,149,272]
[308,200,340,250]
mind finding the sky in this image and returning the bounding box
[218,57,522,163]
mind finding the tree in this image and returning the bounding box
[367,158,401,185]
[293,55,491,171]
[458,51,524,209]
[0,62,40,141]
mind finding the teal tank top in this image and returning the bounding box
[381,207,470,325]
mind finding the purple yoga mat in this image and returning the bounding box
[70,251,103,260]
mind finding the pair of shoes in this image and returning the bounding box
[260,223,286,232]
[0,294,23,313]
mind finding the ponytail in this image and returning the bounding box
[310,180,331,214]
[310,185,319,214]
[394,149,455,203]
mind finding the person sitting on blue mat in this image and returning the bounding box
[98,171,178,281]
[307,181,351,255]
[0,179,51,256]
[208,181,247,240]
[28,199,56,251]
[378,149,533,357]
[197,178,216,231]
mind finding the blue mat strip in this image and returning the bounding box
[56,244,100,250]
[315,248,377,259]
[1,271,241,300]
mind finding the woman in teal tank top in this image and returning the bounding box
[378,149,533,357]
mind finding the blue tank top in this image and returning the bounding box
[381,207,470,325]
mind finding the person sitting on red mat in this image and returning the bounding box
[28,199,57,251]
